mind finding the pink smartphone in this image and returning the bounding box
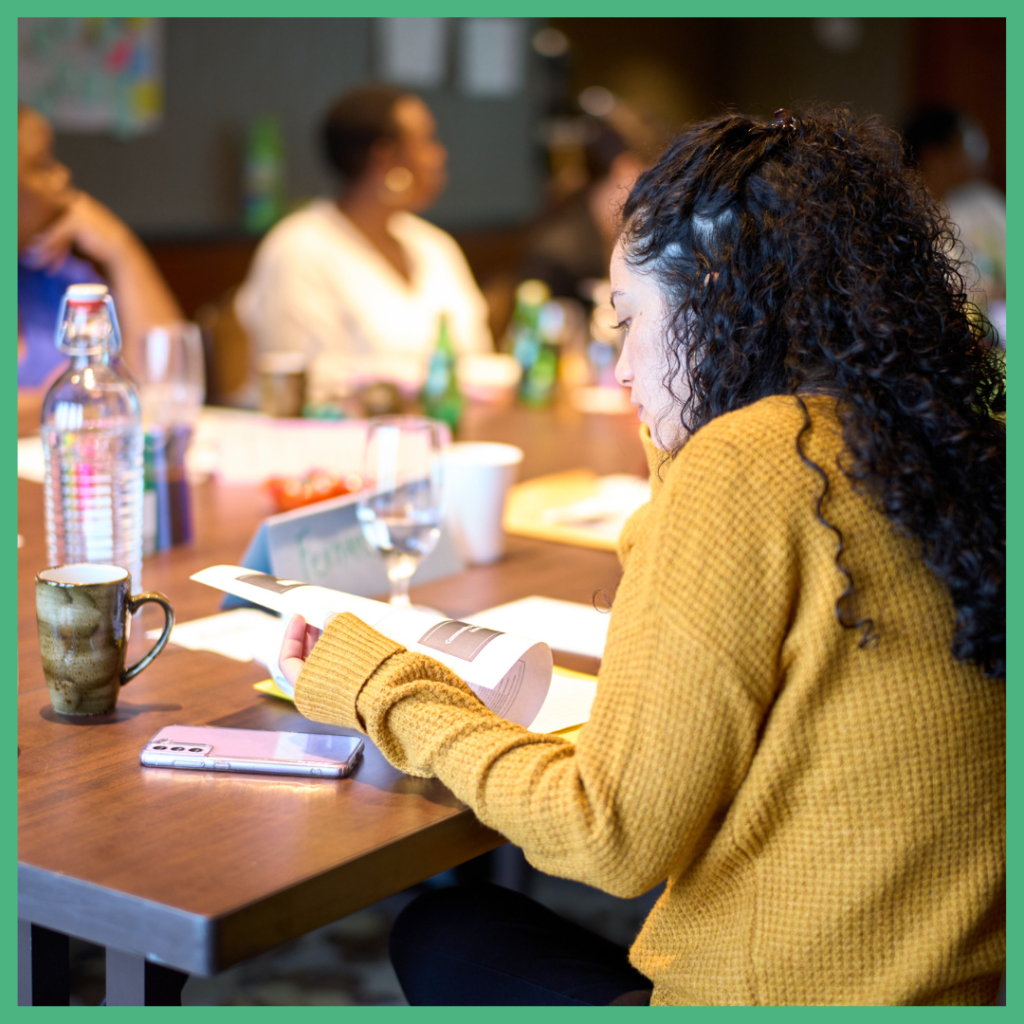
[140,725,364,779]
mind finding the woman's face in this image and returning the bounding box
[390,96,448,211]
[611,243,688,450]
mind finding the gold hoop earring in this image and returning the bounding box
[384,166,413,193]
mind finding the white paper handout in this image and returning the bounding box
[464,596,610,660]
[540,474,650,538]
[527,669,598,735]
[195,408,369,485]
[146,607,280,662]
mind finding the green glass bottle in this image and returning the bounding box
[505,280,548,344]
[506,280,561,407]
[421,314,464,431]
[244,114,286,235]
[519,340,559,407]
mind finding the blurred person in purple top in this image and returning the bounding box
[17,104,182,431]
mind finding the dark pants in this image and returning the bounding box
[389,883,653,1006]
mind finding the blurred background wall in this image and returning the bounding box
[19,16,1005,321]
[27,17,547,236]
[550,17,1004,194]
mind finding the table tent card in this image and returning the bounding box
[223,489,463,611]
[194,565,554,729]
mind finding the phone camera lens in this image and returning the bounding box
[188,747,203,752]
[153,745,167,750]
[171,746,185,751]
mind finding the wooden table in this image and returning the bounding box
[17,403,644,1005]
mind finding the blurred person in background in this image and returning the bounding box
[520,113,650,302]
[903,106,1005,346]
[279,106,1004,1005]
[235,85,492,408]
[17,104,183,433]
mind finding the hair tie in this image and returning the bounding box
[768,108,796,132]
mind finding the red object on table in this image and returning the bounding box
[264,470,360,512]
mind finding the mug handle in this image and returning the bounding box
[122,592,175,684]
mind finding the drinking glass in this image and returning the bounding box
[357,416,445,608]
[137,322,206,551]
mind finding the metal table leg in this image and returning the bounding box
[105,948,189,1006]
[18,919,70,1006]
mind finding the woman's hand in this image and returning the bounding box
[22,190,135,273]
[279,614,322,687]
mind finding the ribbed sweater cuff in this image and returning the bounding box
[294,612,406,730]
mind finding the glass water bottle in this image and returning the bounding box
[41,284,145,589]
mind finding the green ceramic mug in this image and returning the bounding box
[35,563,175,716]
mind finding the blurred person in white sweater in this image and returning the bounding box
[236,85,492,406]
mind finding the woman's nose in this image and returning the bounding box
[614,343,633,387]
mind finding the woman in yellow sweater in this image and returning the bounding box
[280,107,1005,1005]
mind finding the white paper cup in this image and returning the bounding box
[443,442,524,565]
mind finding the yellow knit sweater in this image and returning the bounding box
[295,395,1005,1005]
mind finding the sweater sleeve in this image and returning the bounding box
[295,426,790,898]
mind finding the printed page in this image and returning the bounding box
[464,596,610,660]
[190,565,553,727]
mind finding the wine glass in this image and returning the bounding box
[138,322,206,428]
[357,416,445,608]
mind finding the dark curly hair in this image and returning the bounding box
[619,106,1005,679]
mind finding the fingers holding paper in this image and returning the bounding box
[279,614,322,686]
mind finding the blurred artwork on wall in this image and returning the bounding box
[375,17,449,89]
[18,17,164,137]
[458,18,526,97]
